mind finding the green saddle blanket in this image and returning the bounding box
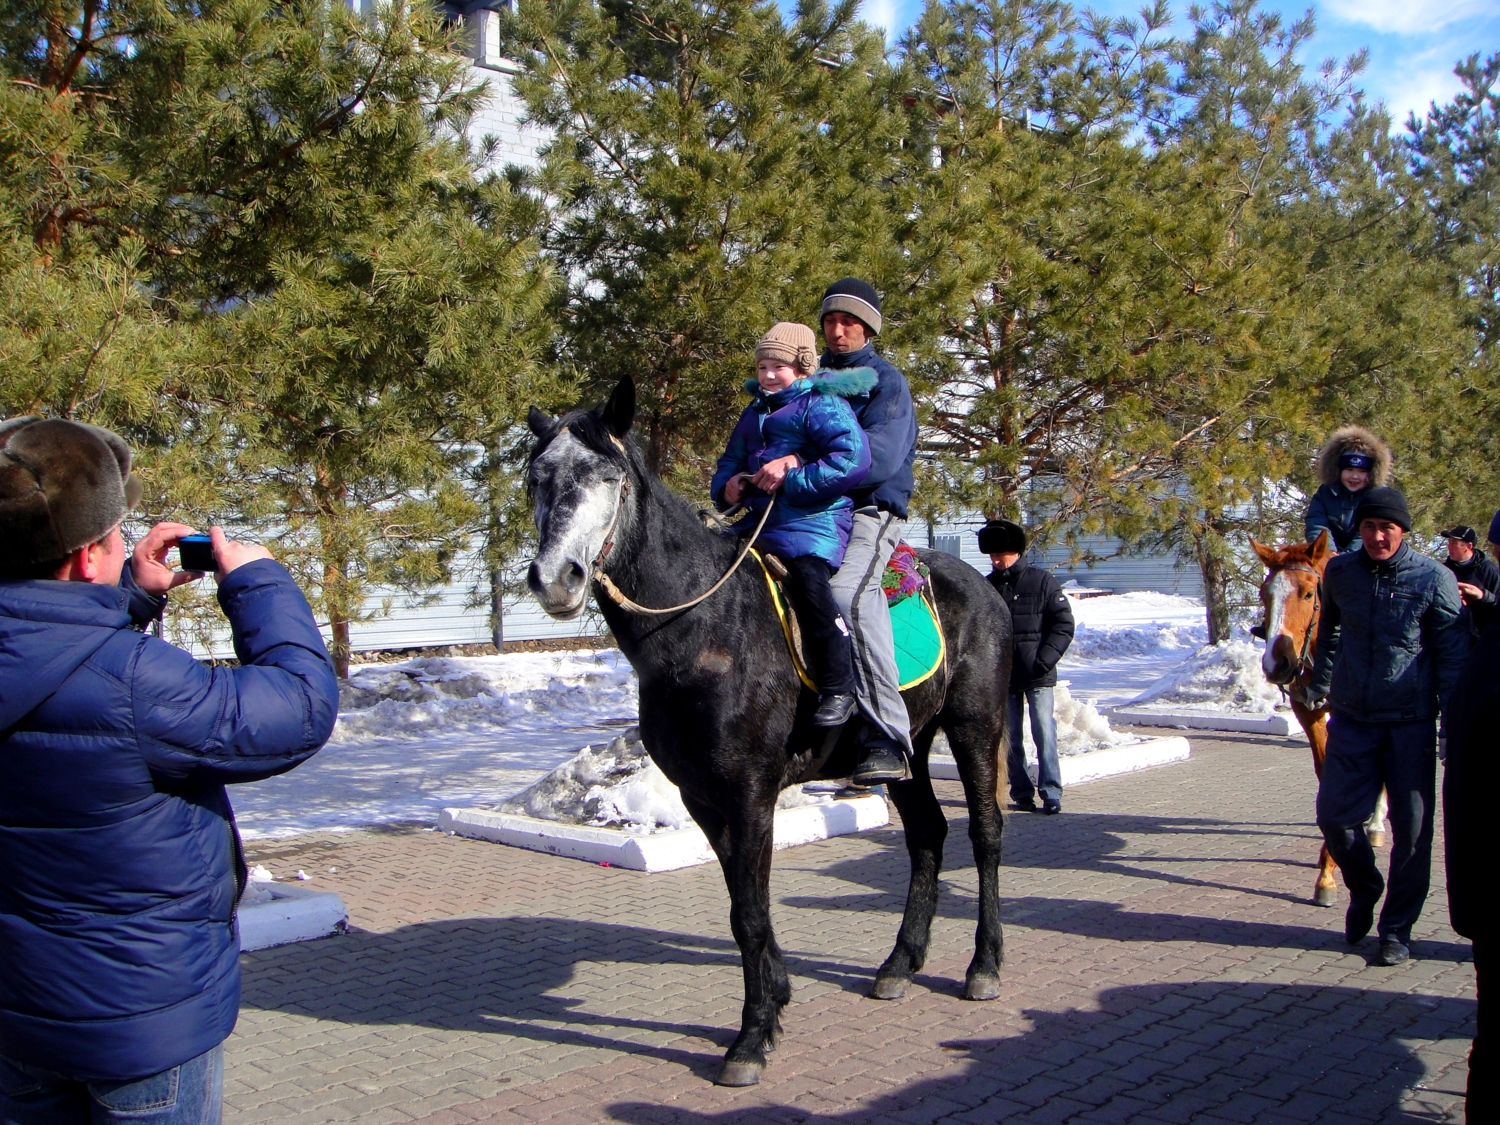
[758,551,945,691]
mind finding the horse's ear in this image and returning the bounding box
[601,376,635,439]
[1309,529,1333,567]
[528,406,557,438]
[1250,538,1280,569]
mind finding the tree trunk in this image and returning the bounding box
[316,466,352,678]
[1193,520,1233,645]
[490,567,505,650]
[325,554,351,679]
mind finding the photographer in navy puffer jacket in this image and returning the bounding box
[0,418,338,1125]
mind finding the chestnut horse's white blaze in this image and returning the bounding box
[1260,570,1295,680]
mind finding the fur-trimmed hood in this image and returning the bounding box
[742,367,880,400]
[1316,425,1392,487]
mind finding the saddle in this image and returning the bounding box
[753,546,946,693]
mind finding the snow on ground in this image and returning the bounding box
[496,727,833,834]
[1057,591,1208,707]
[232,650,636,839]
[1121,640,1288,715]
[232,590,1272,839]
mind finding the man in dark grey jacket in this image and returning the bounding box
[1307,488,1468,967]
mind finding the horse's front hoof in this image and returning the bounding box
[1366,831,1385,849]
[963,973,1002,1001]
[1313,884,1337,908]
[870,974,909,1000]
[716,1059,764,1087]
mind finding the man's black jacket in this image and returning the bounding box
[986,559,1075,692]
[1444,549,1500,638]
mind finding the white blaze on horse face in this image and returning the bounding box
[529,430,622,617]
[1261,570,1293,678]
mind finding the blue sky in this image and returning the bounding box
[853,0,1500,128]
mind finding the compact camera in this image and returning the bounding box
[177,535,216,573]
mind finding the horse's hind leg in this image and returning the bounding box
[872,723,946,1001]
[686,795,788,1087]
[946,713,1006,1000]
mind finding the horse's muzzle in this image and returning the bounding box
[528,556,589,619]
[1261,634,1297,685]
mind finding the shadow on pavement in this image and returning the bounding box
[239,916,748,1079]
[604,980,1474,1124]
[784,810,1470,961]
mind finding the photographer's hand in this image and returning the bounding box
[131,522,206,596]
[210,526,273,581]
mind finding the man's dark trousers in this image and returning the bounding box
[1316,715,1437,942]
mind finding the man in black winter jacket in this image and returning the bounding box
[1306,488,1467,968]
[1440,524,1500,639]
[978,519,1075,814]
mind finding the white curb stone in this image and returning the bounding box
[1107,709,1293,736]
[238,884,349,952]
[438,794,890,873]
[928,734,1191,785]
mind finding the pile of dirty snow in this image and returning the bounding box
[935,680,1133,768]
[231,649,638,840]
[1050,682,1136,755]
[1057,591,1208,707]
[1121,640,1288,716]
[496,727,832,834]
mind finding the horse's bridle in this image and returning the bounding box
[586,453,777,617]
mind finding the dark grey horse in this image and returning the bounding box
[526,377,1013,1086]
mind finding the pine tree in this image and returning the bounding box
[501,0,908,486]
[1401,55,1500,530]
[0,0,557,673]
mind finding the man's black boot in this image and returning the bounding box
[1377,936,1410,966]
[812,692,857,728]
[852,738,908,786]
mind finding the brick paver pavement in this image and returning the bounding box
[235,729,1475,1124]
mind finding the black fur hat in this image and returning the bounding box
[977,518,1027,555]
[0,417,142,567]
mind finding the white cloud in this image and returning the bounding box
[1366,49,1469,122]
[1322,0,1490,36]
[860,0,900,40]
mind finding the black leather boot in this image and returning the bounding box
[852,737,908,786]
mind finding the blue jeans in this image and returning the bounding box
[1008,687,1061,803]
[1316,714,1436,943]
[0,1045,222,1125]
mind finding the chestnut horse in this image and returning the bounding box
[1250,531,1386,907]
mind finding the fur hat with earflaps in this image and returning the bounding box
[1316,426,1392,488]
[0,417,142,567]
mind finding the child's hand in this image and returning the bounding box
[752,455,800,494]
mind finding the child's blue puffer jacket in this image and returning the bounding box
[710,369,876,567]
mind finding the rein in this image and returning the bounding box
[592,484,778,617]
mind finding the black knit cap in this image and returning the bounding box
[1353,487,1412,533]
[820,278,882,336]
[977,519,1027,555]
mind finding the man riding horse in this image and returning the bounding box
[815,278,921,786]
